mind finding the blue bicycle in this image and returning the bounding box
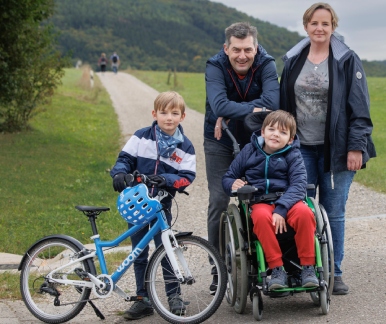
[19,173,226,323]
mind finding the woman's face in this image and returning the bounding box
[304,9,335,45]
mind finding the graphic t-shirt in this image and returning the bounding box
[294,58,329,145]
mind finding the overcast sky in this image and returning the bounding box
[212,0,386,61]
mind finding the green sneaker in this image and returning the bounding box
[123,297,154,320]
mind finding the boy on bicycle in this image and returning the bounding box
[222,110,318,290]
[110,91,196,319]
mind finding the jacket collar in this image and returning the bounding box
[282,34,351,62]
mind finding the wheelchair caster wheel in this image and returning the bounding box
[252,293,263,321]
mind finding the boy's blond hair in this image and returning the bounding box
[262,110,297,139]
[154,91,186,114]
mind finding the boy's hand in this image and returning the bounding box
[113,173,127,193]
[147,174,167,188]
[272,213,287,234]
[231,179,247,191]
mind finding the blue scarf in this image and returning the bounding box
[155,125,184,158]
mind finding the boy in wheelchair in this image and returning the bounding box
[222,110,318,291]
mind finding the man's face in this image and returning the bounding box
[224,36,257,75]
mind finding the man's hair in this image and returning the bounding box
[262,110,297,139]
[225,22,258,47]
[154,91,186,114]
[303,2,339,30]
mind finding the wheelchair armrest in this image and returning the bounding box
[236,185,258,201]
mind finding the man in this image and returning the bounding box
[110,51,120,74]
[204,22,280,294]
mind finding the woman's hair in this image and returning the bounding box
[225,22,258,47]
[262,110,297,139]
[303,2,339,30]
[154,91,186,114]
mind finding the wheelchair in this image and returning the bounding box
[218,111,334,321]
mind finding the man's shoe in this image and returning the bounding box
[168,293,186,315]
[123,297,154,320]
[333,276,349,295]
[209,266,218,295]
[268,267,288,291]
[301,265,319,288]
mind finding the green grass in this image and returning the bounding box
[129,70,386,193]
[128,69,206,113]
[354,77,386,193]
[0,68,126,255]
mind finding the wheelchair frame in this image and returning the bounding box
[219,185,334,321]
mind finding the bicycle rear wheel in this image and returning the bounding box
[146,235,226,324]
[19,238,92,323]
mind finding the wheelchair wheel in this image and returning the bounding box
[228,204,248,314]
[219,211,236,307]
[252,293,263,321]
[320,283,329,314]
[311,198,334,295]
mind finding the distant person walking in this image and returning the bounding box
[110,52,120,74]
[98,53,108,73]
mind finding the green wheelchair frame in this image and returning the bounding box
[219,185,334,321]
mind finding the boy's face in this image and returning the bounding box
[261,122,293,154]
[152,107,185,136]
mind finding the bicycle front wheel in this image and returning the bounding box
[19,238,92,323]
[146,235,226,324]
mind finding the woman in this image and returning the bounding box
[280,2,376,295]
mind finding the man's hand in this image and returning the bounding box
[214,117,223,140]
[272,213,287,234]
[252,107,271,112]
[347,150,362,171]
[113,173,127,193]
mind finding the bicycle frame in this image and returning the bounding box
[44,208,190,293]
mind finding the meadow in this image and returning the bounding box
[0,68,123,256]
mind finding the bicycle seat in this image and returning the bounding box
[75,206,110,212]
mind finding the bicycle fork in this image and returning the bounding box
[161,230,195,285]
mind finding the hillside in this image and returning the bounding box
[50,0,385,75]
[50,0,301,73]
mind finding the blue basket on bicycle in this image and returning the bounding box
[117,183,162,225]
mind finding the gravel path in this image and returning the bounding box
[1,70,385,324]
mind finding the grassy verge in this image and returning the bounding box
[128,69,206,114]
[128,70,386,193]
[0,68,126,256]
[354,77,386,193]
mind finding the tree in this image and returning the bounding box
[0,0,68,132]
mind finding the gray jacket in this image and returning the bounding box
[280,34,376,173]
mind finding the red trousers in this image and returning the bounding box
[250,201,316,269]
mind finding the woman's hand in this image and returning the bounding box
[347,150,362,171]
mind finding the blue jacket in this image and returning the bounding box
[222,132,307,219]
[280,34,376,173]
[110,121,196,205]
[204,45,280,148]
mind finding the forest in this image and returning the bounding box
[50,0,386,76]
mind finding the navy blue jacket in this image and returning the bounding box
[280,34,376,173]
[110,121,196,205]
[204,45,280,148]
[222,132,307,218]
